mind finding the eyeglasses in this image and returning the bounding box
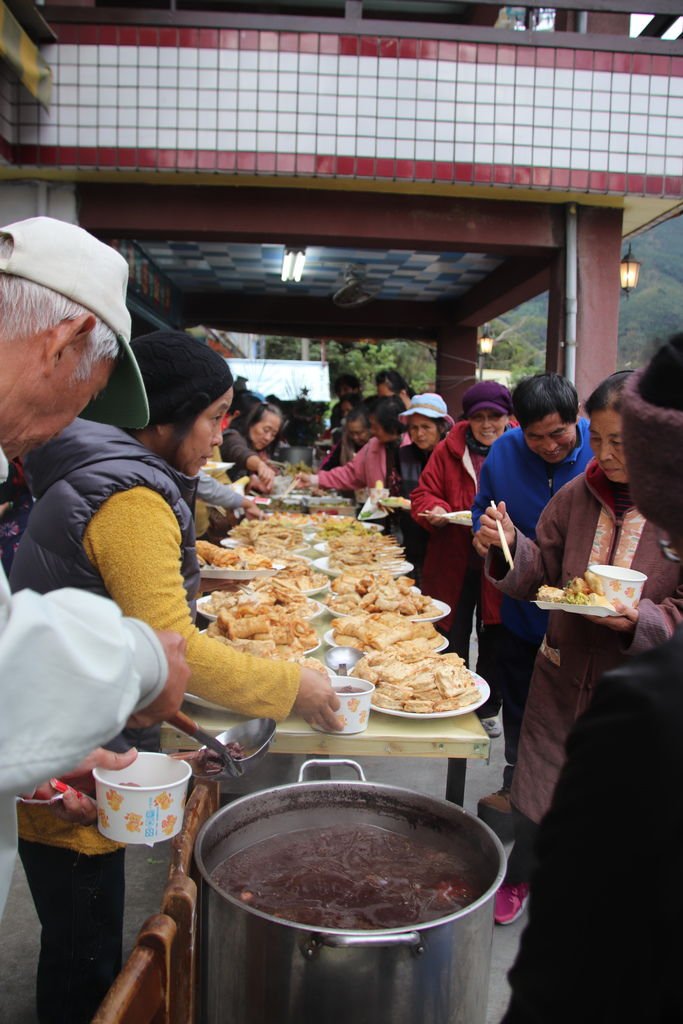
[659,537,680,563]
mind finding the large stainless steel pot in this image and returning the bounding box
[195,761,505,1024]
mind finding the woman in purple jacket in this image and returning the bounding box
[479,370,683,925]
[502,335,683,1024]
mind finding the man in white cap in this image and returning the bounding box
[0,217,190,917]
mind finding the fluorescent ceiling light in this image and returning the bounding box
[281,247,306,282]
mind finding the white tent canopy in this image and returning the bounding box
[225,359,331,402]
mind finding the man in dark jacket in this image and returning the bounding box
[502,336,683,1023]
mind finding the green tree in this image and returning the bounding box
[325,338,436,396]
[484,314,545,384]
[265,336,322,360]
[617,216,683,369]
[263,334,437,398]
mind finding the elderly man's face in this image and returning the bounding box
[8,359,114,459]
[0,315,116,458]
[523,412,578,464]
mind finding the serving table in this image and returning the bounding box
[184,521,490,805]
[163,704,488,805]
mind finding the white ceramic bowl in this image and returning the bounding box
[588,563,647,610]
[93,752,191,845]
[312,676,375,735]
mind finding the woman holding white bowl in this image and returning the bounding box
[476,370,683,926]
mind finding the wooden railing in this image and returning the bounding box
[92,781,220,1024]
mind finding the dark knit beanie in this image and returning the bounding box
[639,335,683,411]
[130,331,233,426]
[622,334,683,538]
[462,380,514,418]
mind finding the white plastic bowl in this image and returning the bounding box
[93,751,191,845]
[311,676,375,735]
[588,564,647,610]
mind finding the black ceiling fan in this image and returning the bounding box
[332,266,376,308]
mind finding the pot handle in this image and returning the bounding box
[309,932,424,953]
[298,759,367,783]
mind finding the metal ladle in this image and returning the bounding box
[168,710,245,778]
[324,645,364,677]
[168,711,277,780]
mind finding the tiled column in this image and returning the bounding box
[575,205,623,401]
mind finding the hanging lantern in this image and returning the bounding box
[479,325,494,355]
[619,244,641,295]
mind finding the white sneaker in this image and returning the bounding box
[479,717,502,738]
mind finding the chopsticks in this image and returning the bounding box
[278,475,299,500]
[489,500,514,571]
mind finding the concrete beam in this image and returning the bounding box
[79,184,566,255]
[180,292,446,341]
[452,254,552,327]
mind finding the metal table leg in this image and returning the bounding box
[445,758,467,805]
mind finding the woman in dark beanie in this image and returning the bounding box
[11,331,339,1024]
[502,335,683,1024]
[478,367,683,927]
[410,380,515,731]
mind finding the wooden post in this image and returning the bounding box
[575,206,624,403]
[436,323,479,418]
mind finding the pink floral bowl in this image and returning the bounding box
[93,752,191,846]
[588,564,647,611]
[312,676,375,735]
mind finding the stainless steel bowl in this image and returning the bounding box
[324,646,364,675]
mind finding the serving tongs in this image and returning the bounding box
[168,710,245,779]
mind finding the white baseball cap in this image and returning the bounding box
[0,216,149,428]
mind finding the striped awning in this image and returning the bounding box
[0,1,51,108]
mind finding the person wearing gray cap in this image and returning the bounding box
[13,329,340,1024]
[501,334,683,1024]
[0,217,190,919]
